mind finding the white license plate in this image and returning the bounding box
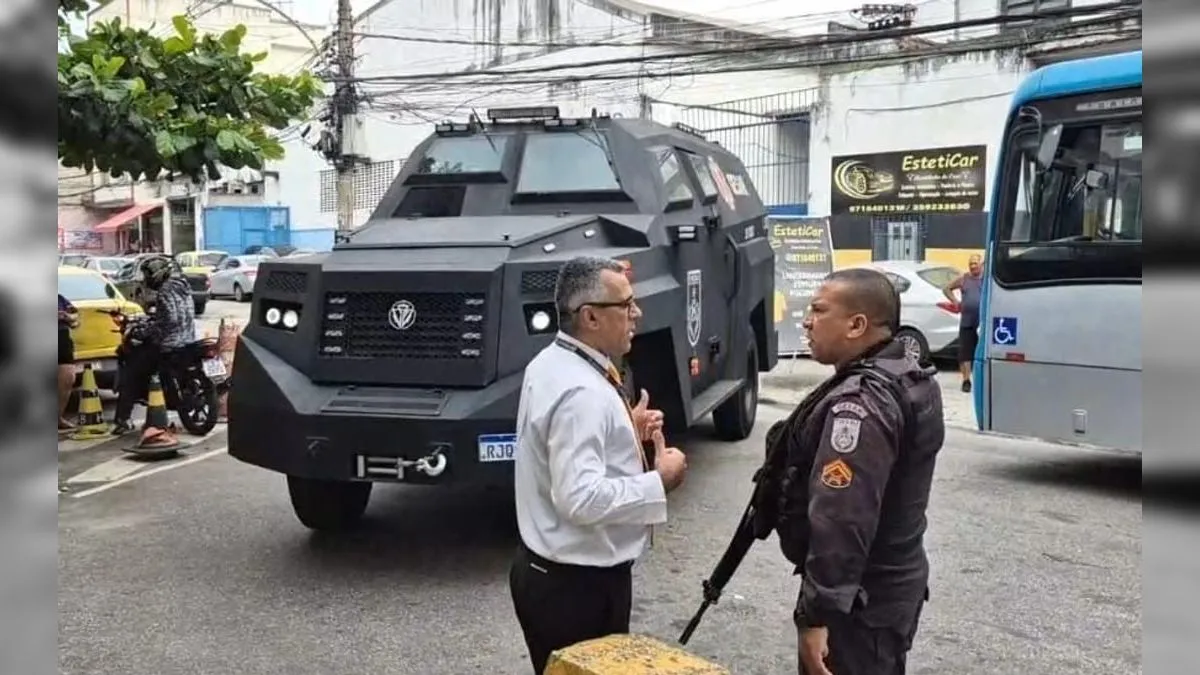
[202,358,227,378]
[76,359,116,374]
[477,433,517,463]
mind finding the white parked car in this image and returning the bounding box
[844,260,965,364]
[208,255,269,303]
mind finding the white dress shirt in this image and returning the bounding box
[513,331,669,567]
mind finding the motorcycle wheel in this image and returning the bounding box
[176,374,219,436]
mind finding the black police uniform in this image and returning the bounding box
[788,338,945,675]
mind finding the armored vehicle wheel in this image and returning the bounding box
[713,338,759,441]
[286,476,372,532]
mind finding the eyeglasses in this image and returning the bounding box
[573,295,637,314]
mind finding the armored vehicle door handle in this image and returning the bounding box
[723,233,739,301]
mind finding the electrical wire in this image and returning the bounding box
[341,0,1139,84]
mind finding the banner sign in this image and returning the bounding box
[769,216,834,355]
[830,144,987,216]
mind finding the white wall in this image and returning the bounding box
[277,0,660,229]
[354,0,649,160]
[808,50,1034,217]
[273,135,334,230]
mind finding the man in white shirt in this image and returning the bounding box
[509,255,689,674]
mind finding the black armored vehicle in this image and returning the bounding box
[228,106,779,531]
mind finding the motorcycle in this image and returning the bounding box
[105,309,225,436]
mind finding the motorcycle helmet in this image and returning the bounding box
[141,255,175,291]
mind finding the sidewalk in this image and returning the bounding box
[760,357,978,430]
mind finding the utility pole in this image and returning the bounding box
[332,0,360,232]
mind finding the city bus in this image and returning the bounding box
[974,50,1142,453]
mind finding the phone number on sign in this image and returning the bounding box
[847,202,975,214]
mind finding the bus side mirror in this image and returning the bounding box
[1036,123,1063,170]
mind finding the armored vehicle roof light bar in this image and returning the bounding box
[542,117,582,129]
[673,122,706,140]
[434,121,473,136]
[487,106,560,122]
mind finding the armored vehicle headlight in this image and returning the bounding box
[530,310,551,332]
[264,307,282,325]
[282,309,300,329]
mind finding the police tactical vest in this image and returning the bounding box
[751,355,917,568]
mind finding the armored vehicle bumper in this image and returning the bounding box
[227,336,523,487]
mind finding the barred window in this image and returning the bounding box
[319,160,402,212]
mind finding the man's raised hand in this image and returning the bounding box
[631,388,664,441]
[652,429,687,493]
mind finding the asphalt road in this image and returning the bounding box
[58,379,1142,674]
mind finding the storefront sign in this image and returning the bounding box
[830,145,987,216]
[769,216,834,355]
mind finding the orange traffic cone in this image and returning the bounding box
[125,374,182,460]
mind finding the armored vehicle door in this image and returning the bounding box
[663,147,737,396]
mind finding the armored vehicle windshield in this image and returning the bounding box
[371,106,761,221]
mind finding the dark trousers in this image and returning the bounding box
[114,344,160,422]
[800,602,924,675]
[508,543,633,675]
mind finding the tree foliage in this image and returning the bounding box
[57,0,321,182]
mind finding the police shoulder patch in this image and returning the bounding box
[829,416,862,454]
[830,401,868,419]
[820,458,853,489]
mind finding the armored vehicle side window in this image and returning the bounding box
[681,151,720,201]
[650,146,695,207]
[415,135,508,174]
[516,132,621,194]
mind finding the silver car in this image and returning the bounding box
[208,255,269,303]
[845,260,965,363]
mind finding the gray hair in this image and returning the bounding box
[555,256,626,334]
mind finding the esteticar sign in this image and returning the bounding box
[830,144,987,216]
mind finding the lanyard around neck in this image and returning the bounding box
[554,337,627,401]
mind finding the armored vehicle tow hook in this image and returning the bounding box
[413,449,448,477]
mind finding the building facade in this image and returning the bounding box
[58,0,324,255]
[324,0,1137,271]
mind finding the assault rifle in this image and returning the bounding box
[676,371,833,645]
[678,359,915,645]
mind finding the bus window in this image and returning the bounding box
[994,119,1142,285]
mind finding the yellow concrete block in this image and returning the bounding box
[544,633,730,675]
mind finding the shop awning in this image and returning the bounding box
[93,202,162,233]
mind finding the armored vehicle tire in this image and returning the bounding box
[286,476,372,532]
[713,338,759,441]
[895,327,930,365]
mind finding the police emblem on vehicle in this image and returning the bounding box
[686,269,702,347]
[388,300,417,330]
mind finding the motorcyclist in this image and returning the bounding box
[111,255,196,435]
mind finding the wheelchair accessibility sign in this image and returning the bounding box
[991,317,1019,346]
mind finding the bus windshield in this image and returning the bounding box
[994,117,1142,285]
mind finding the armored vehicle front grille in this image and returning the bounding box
[521,270,558,295]
[262,271,308,294]
[318,291,487,360]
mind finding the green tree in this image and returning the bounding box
[57,0,321,183]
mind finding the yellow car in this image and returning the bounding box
[58,265,144,390]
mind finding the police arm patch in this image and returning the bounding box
[830,401,868,419]
[829,416,862,454]
[820,458,853,489]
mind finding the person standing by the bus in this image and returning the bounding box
[943,254,984,393]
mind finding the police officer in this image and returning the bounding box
[790,268,945,675]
